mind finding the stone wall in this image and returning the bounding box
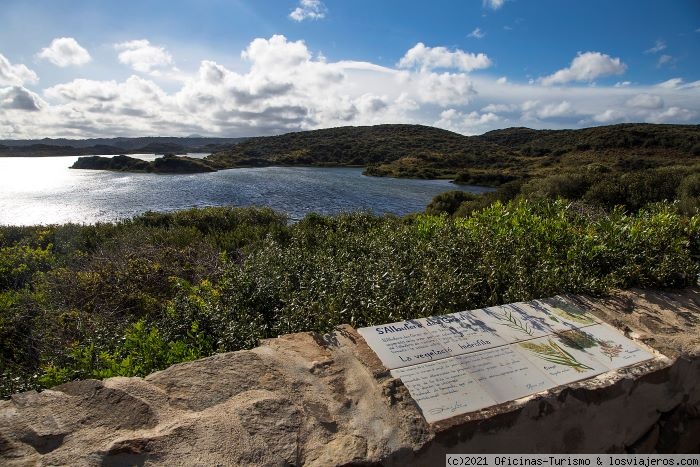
[1,288,699,466]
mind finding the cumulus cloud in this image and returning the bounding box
[289,0,327,21]
[435,108,500,134]
[482,103,516,113]
[483,0,504,10]
[37,37,91,67]
[0,54,38,86]
[2,35,699,139]
[468,27,485,39]
[540,52,626,85]
[115,40,173,73]
[0,86,44,111]
[648,106,696,123]
[626,93,663,109]
[536,101,574,119]
[410,71,477,106]
[398,43,491,72]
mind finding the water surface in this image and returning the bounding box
[0,155,492,225]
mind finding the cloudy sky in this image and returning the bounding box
[1,0,699,138]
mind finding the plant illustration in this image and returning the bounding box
[520,338,594,373]
[544,299,596,325]
[555,328,598,350]
[494,308,533,336]
[597,339,623,361]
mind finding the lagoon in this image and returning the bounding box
[0,155,492,225]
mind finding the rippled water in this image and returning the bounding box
[0,155,492,225]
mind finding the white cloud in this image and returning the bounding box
[0,86,44,111]
[398,42,491,72]
[537,101,575,119]
[435,108,500,134]
[410,71,477,106]
[657,54,673,67]
[482,103,516,113]
[626,93,663,109]
[645,40,666,54]
[483,0,504,10]
[289,0,327,22]
[468,27,485,39]
[521,100,539,111]
[0,54,38,86]
[496,76,507,84]
[3,35,699,139]
[614,81,631,87]
[115,39,173,73]
[647,106,696,123]
[656,78,684,89]
[540,52,626,85]
[37,37,91,67]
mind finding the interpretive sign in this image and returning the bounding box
[358,296,654,423]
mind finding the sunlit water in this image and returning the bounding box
[0,154,493,225]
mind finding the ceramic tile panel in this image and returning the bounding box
[357,318,450,369]
[469,305,553,343]
[423,311,509,356]
[581,324,655,369]
[517,331,609,386]
[454,345,555,403]
[391,357,497,423]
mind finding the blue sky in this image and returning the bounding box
[0,0,698,138]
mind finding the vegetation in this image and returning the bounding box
[429,166,700,218]
[1,201,698,397]
[207,124,519,179]
[208,123,699,183]
[71,154,219,173]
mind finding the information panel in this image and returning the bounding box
[357,296,653,423]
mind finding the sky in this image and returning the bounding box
[0,0,699,138]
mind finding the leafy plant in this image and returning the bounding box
[520,338,594,372]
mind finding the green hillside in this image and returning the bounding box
[207,124,520,180]
[207,123,700,185]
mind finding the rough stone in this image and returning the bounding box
[0,288,698,465]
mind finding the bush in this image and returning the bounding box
[426,190,479,215]
[1,203,698,397]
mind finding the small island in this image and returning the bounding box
[71,154,219,174]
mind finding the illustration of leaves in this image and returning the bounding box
[597,339,623,361]
[556,329,598,350]
[494,308,533,336]
[546,299,595,325]
[520,338,594,373]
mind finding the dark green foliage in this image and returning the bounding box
[71,154,218,173]
[426,191,479,215]
[205,123,700,185]
[1,202,698,397]
[207,124,520,180]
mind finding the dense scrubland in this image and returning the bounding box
[1,122,700,398]
[1,201,698,397]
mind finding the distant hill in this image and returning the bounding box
[208,124,520,180]
[0,137,247,157]
[208,123,700,184]
[5,124,700,184]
